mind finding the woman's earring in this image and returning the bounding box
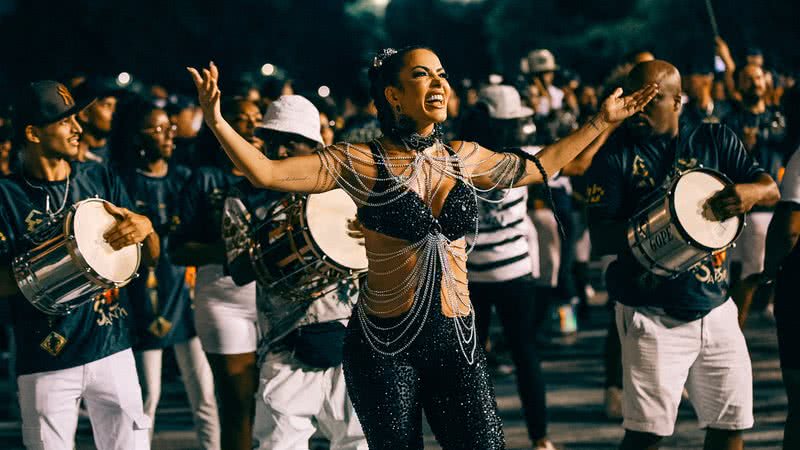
[395,104,402,114]
[139,149,146,158]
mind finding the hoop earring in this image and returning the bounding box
[395,104,402,114]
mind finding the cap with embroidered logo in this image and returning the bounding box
[14,80,96,127]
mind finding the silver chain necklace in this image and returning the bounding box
[315,139,529,363]
[21,164,71,217]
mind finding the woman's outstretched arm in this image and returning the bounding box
[459,84,658,189]
[188,62,338,193]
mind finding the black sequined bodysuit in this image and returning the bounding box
[356,143,477,243]
[342,142,505,450]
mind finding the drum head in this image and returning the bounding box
[305,190,368,270]
[673,170,741,249]
[72,200,141,283]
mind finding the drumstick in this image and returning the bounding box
[704,0,720,37]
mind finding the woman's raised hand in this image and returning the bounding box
[600,83,658,124]
[187,62,222,126]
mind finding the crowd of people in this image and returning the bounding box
[0,34,797,450]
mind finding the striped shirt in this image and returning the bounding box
[467,186,534,282]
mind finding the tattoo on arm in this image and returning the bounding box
[279,175,310,182]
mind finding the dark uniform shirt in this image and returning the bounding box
[585,123,764,318]
[0,161,135,375]
[724,105,786,193]
[172,166,244,251]
[122,165,195,350]
[680,100,733,130]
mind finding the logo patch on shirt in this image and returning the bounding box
[93,289,129,327]
[148,316,173,338]
[585,184,605,204]
[40,331,68,356]
[24,210,44,233]
[632,155,655,188]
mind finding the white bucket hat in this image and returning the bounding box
[259,95,324,145]
[479,85,533,120]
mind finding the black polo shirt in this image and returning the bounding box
[0,161,135,375]
[585,123,764,318]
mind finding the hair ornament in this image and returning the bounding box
[372,48,398,69]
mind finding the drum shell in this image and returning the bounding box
[250,193,364,298]
[627,196,710,277]
[13,199,140,315]
[626,168,743,278]
[14,235,111,315]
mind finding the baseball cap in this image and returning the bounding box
[14,80,95,127]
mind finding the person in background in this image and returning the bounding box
[461,84,555,450]
[527,49,564,117]
[761,86,800,450]
[234,95,368,450]
[680,60,733,129]
[259,77,293,113]
[725,62,787,296]
[113,97,220,449]
[171,98,262,450]
[339,74,381,144]
[166,94,204,168]
[72,76,122,165]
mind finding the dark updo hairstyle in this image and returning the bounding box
[110,95,163,170]
[368,45,434,136]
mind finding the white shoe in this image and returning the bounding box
[605,386,623,419]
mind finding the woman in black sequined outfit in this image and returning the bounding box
[188,48,656,449]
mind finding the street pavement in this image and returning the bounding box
[0,298,786,449]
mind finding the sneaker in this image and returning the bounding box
[605,386,623,419]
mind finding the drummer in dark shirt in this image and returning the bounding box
[585,61,778,450]
[0,81,159,449]
[114,97,219,448]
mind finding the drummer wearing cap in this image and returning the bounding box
[584,61,778,449]
[227,95,367,449]
[0,81,159,449]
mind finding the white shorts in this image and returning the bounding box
[729,211,772,278]
[194,265,258,355]
[253,351,367,450]
[616,299,753,436]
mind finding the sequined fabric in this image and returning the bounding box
[343,280,505,450]
[357,143,477,242]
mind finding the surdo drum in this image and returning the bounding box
[626,168,744,278]
[13,198,141,315]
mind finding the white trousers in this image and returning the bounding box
[135,337,220,449]
[730,211,773,279]
[253,351,367,450]
[17,349,150,450]
[616,300,753,436]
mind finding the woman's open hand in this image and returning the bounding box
[187,62,222,127]
[600,83,658,124]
